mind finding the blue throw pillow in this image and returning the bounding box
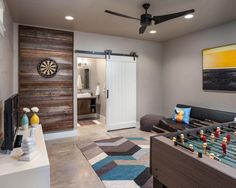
[173,107,191,124]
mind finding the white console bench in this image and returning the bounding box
[0,125,50,188]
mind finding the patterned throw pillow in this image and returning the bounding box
[173,107,191,124]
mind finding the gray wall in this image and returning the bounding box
[74,31,163,120]
[162,21,236,116]
[0,0,13,101]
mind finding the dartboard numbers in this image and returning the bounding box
[38,58,58,78]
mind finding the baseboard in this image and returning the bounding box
[106,121,138,131]
[78,113,99,120]
[44,129,78,141]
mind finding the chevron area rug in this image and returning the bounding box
[79,137,152,188]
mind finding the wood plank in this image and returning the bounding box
[19,83,73,89]
[19,25,73,42]
[19,25,74,132]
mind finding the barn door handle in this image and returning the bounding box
[107,90,109,99]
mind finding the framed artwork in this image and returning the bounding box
[203,44,236,91]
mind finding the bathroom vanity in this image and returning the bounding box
[77,95,97,119]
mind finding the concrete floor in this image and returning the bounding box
[46,123,155,188]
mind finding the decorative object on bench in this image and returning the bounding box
[21,107,30,130]
[20,128,38,161]
[140,114,164,132]
[173,107,191,124]
[203,44,236,91]
[30,107,40,126]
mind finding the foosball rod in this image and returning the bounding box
[198,133,236,159]
[191,129,236,159]
[177,134,223,162]
[174,141,194,152]
[221,126,236,134]
[177,134,211,150]
[219,126,235,133]
[205,128,236,142]
[197,135,236,161]
[204,136,236,156]
[174,136,236,165]
[203,129,236,149]
[205,130,236,143]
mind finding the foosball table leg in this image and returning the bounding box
[153,177,168,188]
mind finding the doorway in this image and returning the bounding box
[76,57,106,127]
[75,55,137,131]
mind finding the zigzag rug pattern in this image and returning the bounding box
[80,137,152,188]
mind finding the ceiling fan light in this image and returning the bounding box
[184,14,194,19]
[65,16,74,21]
[149,30,157,34]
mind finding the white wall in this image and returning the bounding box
[0,0,13,101]
[74,32,163,121]
[162,21,236,116]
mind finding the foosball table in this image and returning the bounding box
[151,121,236,188]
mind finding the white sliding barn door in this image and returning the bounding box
[106,56,136,131]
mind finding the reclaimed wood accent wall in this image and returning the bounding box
[19,25,74,132]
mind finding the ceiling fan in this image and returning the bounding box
[105,3,195,34]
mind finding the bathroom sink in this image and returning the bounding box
[77,93,92,98]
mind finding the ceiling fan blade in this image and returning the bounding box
[153,9,195,25]
[105,10,140,21]
[139,26,147,34]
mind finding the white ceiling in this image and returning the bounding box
[6,0,236,42]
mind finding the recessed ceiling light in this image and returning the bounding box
[65,16,74,21]
[184,14,194,19]
[149,30,157,34]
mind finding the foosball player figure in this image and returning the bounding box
[223,136,227,143]
[202,135,207,143]
[200,130,204,139]
[215,127,220,138]
[210,133,215,143]
[209,153,215,160]
[180,134,185,144]
[226,132,231,143]
[222,137,227,155]
[202,142,208,155]
[189,144,194,152]
[217,127,221,134]
[172,137,176,142]
[234,131,236,138]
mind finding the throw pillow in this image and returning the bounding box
[173,107,191,124]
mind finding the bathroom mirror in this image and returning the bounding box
[78,67,90,89]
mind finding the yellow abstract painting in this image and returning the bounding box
[203,44,236,91]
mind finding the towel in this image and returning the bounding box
[77,74,83,90]
[95,85,100,96]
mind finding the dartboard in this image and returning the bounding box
[37,58,58,78]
